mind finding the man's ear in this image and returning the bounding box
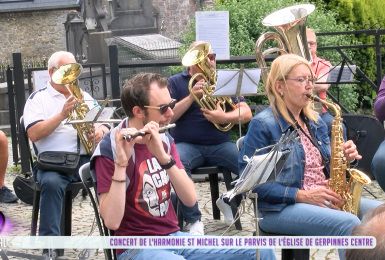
[132,106,145,118]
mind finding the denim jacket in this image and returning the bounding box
[239,107,331,212]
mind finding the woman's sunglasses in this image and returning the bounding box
[144,99,177,114]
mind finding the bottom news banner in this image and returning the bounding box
[0,236,376,250]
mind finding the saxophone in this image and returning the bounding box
[307,94,371,215]
[52,63,95,155]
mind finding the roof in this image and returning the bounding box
[114,34,182,60]
[0,0,79,13]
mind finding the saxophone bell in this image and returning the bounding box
[307,93,371,215]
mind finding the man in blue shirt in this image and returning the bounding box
[168,41,252,234]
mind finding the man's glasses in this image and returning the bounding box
[144,99,177,114]
[207,53,216,61]
[285,76,316,86]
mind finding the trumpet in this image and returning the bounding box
[123,124,176,141]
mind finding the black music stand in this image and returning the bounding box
[315,60,359,108]
[213,67,261,137]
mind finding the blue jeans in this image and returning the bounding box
[118,231,276,260]
[176,142,239,224]
[36,156,89,236]
[259,198,382,260]
[372,140,385,191]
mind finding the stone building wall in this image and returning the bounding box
[0,10,73,61]
[0,0,215,61]
[152,0,214,41]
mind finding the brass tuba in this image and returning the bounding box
[182,42,235,132]
[52,63,95,155]
[255,4,315,83]
[307,94,371,215]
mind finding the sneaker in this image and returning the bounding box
[216,196,234,225]
[186,220,204,235]
[42,249,58,260]
[0,186,18,203]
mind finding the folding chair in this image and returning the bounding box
[79,162,116,260]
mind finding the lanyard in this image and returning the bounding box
[286,109,327,165]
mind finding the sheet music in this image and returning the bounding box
[84,106,102,121]
[195,11,230,60]
[213,69,261,97]
[327,65,356,83]
[223,130,297,201]
[68,106,120,124]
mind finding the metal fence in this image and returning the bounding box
[6,53,108,172]
[0,57,47,83]
[109,29,385,113]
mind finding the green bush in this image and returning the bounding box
[317,0,385,110]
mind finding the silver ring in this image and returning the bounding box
[324,200,331,207]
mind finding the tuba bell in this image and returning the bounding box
[182,42,236,132]
[255,4,315,83]
[52,63,95,155]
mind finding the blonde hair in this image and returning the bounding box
[265,53,318,125]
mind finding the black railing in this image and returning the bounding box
[7,53,108,169]
[317,29,385,90]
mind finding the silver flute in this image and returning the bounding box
[123,123,176,141]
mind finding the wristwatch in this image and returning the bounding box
[160,157,176,170]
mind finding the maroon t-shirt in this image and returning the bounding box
[95,141,183,237]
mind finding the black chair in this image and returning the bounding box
[79,162,116,260]
[20,116,82,250]
[237,136,309,260]
[343,114,385,179]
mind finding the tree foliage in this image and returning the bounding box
[314,0,385,109]
[180,0,361,111]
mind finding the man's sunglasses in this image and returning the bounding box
[144,99,177,114]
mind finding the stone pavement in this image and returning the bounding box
[1,137,384,259]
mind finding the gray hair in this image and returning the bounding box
[346,203,385,260]
[47,51,76,70]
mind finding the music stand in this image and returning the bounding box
[222,130,296,248]
[213,67,261,137]
[66,99,122,151]
[315,59,359,107]
[327,64,357,83]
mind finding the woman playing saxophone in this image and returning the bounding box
[239,54,382,260]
